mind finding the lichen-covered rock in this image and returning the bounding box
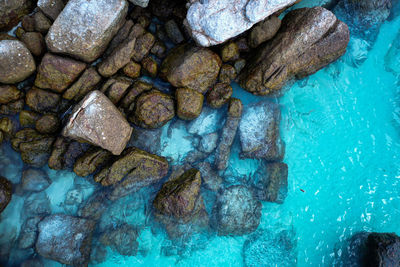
[219,64,237,84]
[154,169,202,222]
[141,56,158,78]
[0,131,3,144]
[0,98,24,115]
[239,101,284,160]
[221,42,239,63]
[62,90,132,155]
[35,114,60,134]
[63,67,102,101]
[21,168,51,192]
[176,88,204,120]
[207,83,233,109]
[120,80,152,111]
[34,53,87,93]
[248,15,281,48]
[94,147,168,187]
[214,185,261,236]
[185,0,297,46]
[132,32,155,62]
[151,40,167,59]
[18,216,42,249]
[46,0,128,62]
[122,60,141,79]
[74,147,112,177]
[0,40,36,84]
[0,0,34,31]
[47,136,69,170]
[160,44,222,93]
[239,7,350,95]
[131,90,175,129]
[253,162,288,203]
[100,224,138,256]
[36,214,96,266]
[37,0,64,21]
[19,32,46,57]
[0,117,16,137]
[0,176,12,213]
[19,110,40,127]
[102,76,133,105]
[0,85,23,104]
[33,11,52,33]
[26,87,61,113]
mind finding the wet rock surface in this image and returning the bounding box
[36,214,96,266]
[100,224,139,256]
[207,83,233,109]
[18,216,42,249]
[253,162,288,203]
[21,168,51,192]
[0,86,23,105]
[23,191,51,215]
[62,90,132,155]
[0,176,12,213]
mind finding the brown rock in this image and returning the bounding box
[34,53,87,93]
[160,44,222,93]
[33,11,52,34]
[206,83,233,109]
[48,136,69,170]
[120,80,152,111]
[219,64,237,84]
[62,90,132,155]
[221,42,239,62]
[0,117,16,137]
[0,0,34,31]
[176,87,203,120]
[132,32,155,62]
[26,87,61,113]
[35,114,60,134]
[141,56,158,77]
[0,85,23,104]
[104,19,134,57]
[63,67,102,101]
[151,40,167,58]
[122,60,141,79]
[0,131,3,144]
[21,15,35,32]
[0,98,25,115]
[248,15,281,48]
[131,89,175,129]
[74,147,112,177]
[19,110,41,127]
[102,76,133,105]
[37,0,65,21]
[0,176,12,213]
[20,32,46,57]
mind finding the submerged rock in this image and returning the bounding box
[62,90,132,155]
[197,162,223,192]
[176,88,204,120]
[253,162,288,203]
[187,106,225,136]
[18,216,42,249]
[100,224,139,256]
[385,29,400,75]
[239,101,284,161]
[0,176,12,213]
[160,44,222,93]
[198,132,219,154]
[184,0,297,46]
[238,7,350,95]
[21,168,51,193]
[23,191,51,215]
[0,40,36,84]
[36,214,96,266]
[214,185,261,236]
[78,190,111,221]
[46,0,128,62]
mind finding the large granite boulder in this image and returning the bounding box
[62,90,133,155]
[184,0,298,46]
[0,176,12,213]
[21,168,51,193]
[36,214,96,266]
[0,40,36,84]
[45,0,128,62]
[160,44,222,93]
[238,7,350,95]
[0,0,34,31]
[239,101,284,161]
[214,185,261,236]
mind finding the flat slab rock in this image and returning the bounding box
[62,90,132,155]
[46,0,128,62]
[185,0,298,46]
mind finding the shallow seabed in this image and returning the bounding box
[1,7,400,267]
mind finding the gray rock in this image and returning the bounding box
[187,106,225,136]
[46,0,128,62]
[21,169,51,192]
[18,216,42,249]
[37,0,64,21]
[36,214,96,266]
[129,0,149,8]
[185,0,297,46]
[165,19,184,44]
[100,224,139,256]
[253,162,288,203]
[23,192,51,215]
[198,132,219,153]
[0,40,36,84]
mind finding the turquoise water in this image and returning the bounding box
[1,5,400,267]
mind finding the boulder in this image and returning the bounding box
[47,136,70,170]
[26,87,61,113]
[120,80,152,111]
[253,162,288,203]
[131,90,175,129]
[206,83,233,109]
[221,42,239,63]
[74,147,113,177]
[62,90,132,155]
[160,44,222,93]
[36,214,96,266]
[184,0,297,46]
[122,61,141,79]
[18,216,42,249]
[37,0,64,21]
[0,176,12,213]
[132,32,155,62]
[19,32,46,57]
[176,88,204,120]
[198,132,219,153]
[0,85,23,105]
[238,7,350,95]
[187,106,225,136]
[78,190,111,221]
[141,56,158,78]
[21,168,51,192]
[0,0,34,31]
[0,40,36,84]
[34,53,87,93]
[128,126,163,155]
[219,64,237,84]
[239,101,284,161]
[19,110,41,127]
[33,11,52,33]
[364,233,400,267]
[165,19,185,44]
[197,162,223,192]
[45,0,128,62]
[63,67,102,101]
[23,191,51,215]
[214,185,261,236]
[248,15,281,48]
[0,117,16,137]
[35,114,60,134]
[99,224,138,256]
[102,76,133,105]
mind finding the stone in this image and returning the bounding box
[176,88,204,120]
[160,44,222,93]
[214,185,261,236]
[36,214,96,266]
[35,114,60,134]
[62,90,133,155]
[46,0,128,62]
[0,40,36,84]
[253,162,288,203]
[19,110,40,127]
[120,80,152,111]
[385,29,400,75]
[154,169,202,222]
[239,7,350,95]
[102,76,133,105]
[33,11,52,33]
[0,117,16,138]
[187,106,225,136]
[0,98,24,115]
[104,20,134,57]
[47,136,69,170]
[132,32,155,62]
[94,147,168,187]
[23,191,51,215]
[98,36,136,77]
[21,168,51,192]
[141,56,158,78]
[0,85,22,104]
[239,101,284,160]
[19,32,46,57]
[63,67,102,101]
[151,40,167,59]
[0,0,34,31]
[131,90,175,129]
[34,53,87,93]
[214,98,242,170]
[364,233,400,267]
[165,19,184,44]
[185,0,298,46]
[0,131,3,144]
[128,126,162,155]
[18,216,42,249]
[198,132,219,153]
[37,0,64,21]
[219,64,237,84]
[78,190,111,221]
[221,42,240,63]
[26,87,61,113]
[197,162,223,192]
[234,58,246,74]
[100,224,138,256]
[249,15,281,48]
[129,0,149,8]
[0,176,12,213]
[122,61,141,79]
[207,83,233,109]
[21,15,35,32]
[74,147,112,177]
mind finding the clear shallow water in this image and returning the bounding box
[1,6,400,267]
